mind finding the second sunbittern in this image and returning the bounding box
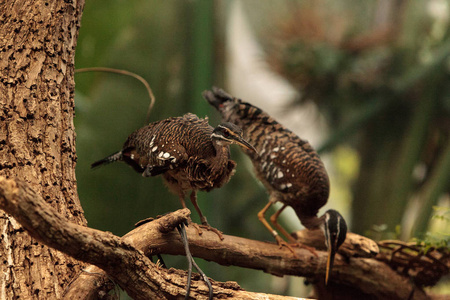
[204,87,347,284]
[92,113,256,239]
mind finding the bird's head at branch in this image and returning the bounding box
[321,209,347,284]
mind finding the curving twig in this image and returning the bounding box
[377,240,449,287]
[75,67,156,124]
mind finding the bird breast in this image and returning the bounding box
[185,147,236,192]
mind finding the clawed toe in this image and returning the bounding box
[188,220,224,240]
[290,242,319,257]
[199,223,224,240]
[275,236,299,258]
[189,221,204,236]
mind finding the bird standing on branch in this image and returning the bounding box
[203,88,347,283]
[92,113,257,239]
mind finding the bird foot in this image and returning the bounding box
[274,236,299,259]
[189,221,204,235]
[290,242,319,257]
[199,223,224,241]
[189,221,224,240]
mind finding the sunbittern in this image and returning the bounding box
[203,88,347,283]
[92,113,257,239]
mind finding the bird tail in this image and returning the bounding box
[202,86,233,109]
[91,151,123,168]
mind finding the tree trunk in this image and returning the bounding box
[0,0,86,298]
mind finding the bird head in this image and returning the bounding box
[321,209,347,285]
[211,123,257,153]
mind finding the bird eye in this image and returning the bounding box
[223,130,230,137]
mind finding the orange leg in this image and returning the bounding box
[177,192,204,236]
[178,193,188,209]
[189,191,207,225]
[269,204,296,242]
[189,191,223,240]
[257,201,298,258]
[269,205,318,257]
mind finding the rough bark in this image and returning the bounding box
[0,176,434,300]
[0,176,309,300]
[292,229,380,258]
[0,0,86,298]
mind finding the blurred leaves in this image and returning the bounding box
[421,206,450,249]
[254,0,450,239]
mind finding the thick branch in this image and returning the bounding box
[0,176,305,300]
[65,211,431,300]
[292,229,380,258]
[68,211,429,299]
[0,177,433,299]
[122,215,429,300]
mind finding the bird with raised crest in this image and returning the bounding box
[92,113,257,239]
[203,87,347,283]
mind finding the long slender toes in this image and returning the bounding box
[189,221,204,236]
[292,243,319,257]
[275,236,299,259]
[199,224,224,240]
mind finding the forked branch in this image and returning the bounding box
[0,177,432,300]
[0,176,302,300]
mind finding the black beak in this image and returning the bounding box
[325,245,336,285]
[322,209,347,285]
[232,135,258,154]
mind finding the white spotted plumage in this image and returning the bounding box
[149,136,156,148]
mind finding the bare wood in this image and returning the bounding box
[67,212,435,300]
[0,176,310,300]
[0,176,208,299]
[292,228,380,258]
[0,176,434,299]
[124,215,429,300]
[1,172,425,300]
[65,266,307,300]
[63,265,116,300]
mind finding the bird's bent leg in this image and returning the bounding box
[258,201,298,258]
[177,193,205,236]
[178,193,188,209]
[269,204,296,242]
[269,205,318,257]
[189,191,223,240]
[189,191,207,225]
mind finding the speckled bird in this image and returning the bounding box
[92,113,257,239]
[203,88,347,283]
